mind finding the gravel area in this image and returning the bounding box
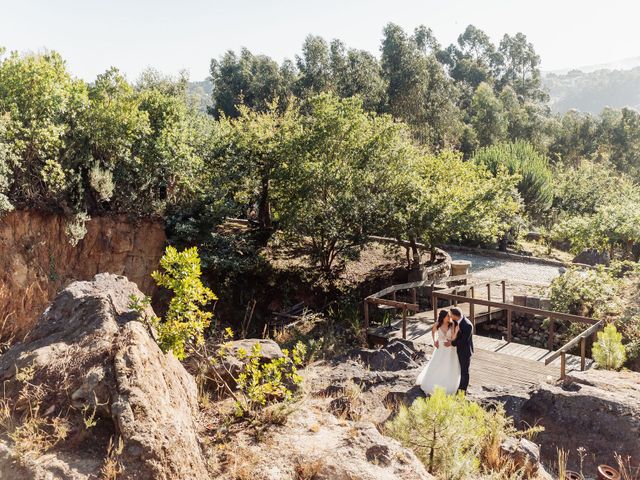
[450,251,562,285]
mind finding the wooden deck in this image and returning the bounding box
[365,274,599,389]
[389,314,594,389]
[418,343,559,390]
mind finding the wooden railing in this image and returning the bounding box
[544,320,604,379]
[364,277,602,378]
[363,274,474,339]
[432,280,598,349]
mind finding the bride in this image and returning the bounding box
[416,309,461,395]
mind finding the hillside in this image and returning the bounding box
[544,67,640,113]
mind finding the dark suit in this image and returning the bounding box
[451,316,474,392]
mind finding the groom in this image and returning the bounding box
[445,307,474,393]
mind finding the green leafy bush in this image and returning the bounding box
[552,199,640,258]
[0,113,15,213]
[211,329,306,418]
[233,341,306,416]
[592,323,627,370]
[385,387,539,479]
[549,268,618,318]
[150,246,217,359]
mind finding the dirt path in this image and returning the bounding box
[450,250,562,285]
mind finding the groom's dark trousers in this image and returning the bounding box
[451,316,474,392]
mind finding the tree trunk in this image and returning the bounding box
[498,232,509,252]
[257,176,271,230]
[409,235,421,268]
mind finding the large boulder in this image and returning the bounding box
[499,437,552,479]
[520,369,640,470]
[0,274,209,480]
[572,248,610,266]
[222,394,434,479]
[344,339,425,372]
[212,338,284,383]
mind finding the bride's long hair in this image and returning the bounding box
[435,310,450,331]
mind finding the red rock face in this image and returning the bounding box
[0,210,166,342]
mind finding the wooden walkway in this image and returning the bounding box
[418,343,559,390]
[389,315,593,389]
[396,316,593,369]
[365,274,601,389]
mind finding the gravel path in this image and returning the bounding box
[450,250,562,285]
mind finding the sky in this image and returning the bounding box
[2,0,640,82]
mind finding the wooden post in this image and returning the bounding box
[411,288,417,305]
[432,293,438,322]
[364,299,369,332]
[402,306,407,340]
[560,352,566,380]
[487,283,492,321]
[580,336,586,371]
[507,309,512,342]
[501,280,506,303]
[469,286,475,326]
[548,317,555,351]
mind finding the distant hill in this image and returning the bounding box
[548,56,640,75]
[193,68,639,116]
[543,66,640,114]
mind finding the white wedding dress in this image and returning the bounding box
[416,326,461,395]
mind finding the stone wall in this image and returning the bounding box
[0,210,166,342]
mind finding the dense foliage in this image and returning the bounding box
[0,51,206,222]
[2,25,640,262]
[474,140,553,215]
[549,268,618,318]
[3,24,640,287]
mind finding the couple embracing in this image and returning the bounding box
[416,307,474,395]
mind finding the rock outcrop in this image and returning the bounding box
[0,210,165,342]
[572,248,610,266]
[236,402,435,479]
[343,339,426,372]
[520,369,640,470]
[0,274,208,480]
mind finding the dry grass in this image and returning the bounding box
[343,380,362,403]
[220,445,262,480]
[0,363,72,464]
[100,436,124,480]
[556,448,568,480]
[8,414,70,462]
[294,455,324,479]
[616,454,640,480]
[480,451,526,480]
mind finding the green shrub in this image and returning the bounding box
[0,114,15,214]
[211,328,306,418]
[65,212,90,246]
[150,246,217,359]
[474,140,553,215]
[549,268,618,318]
[233,340,306,416]
[385,388,538,479]
[593,323,626,370]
